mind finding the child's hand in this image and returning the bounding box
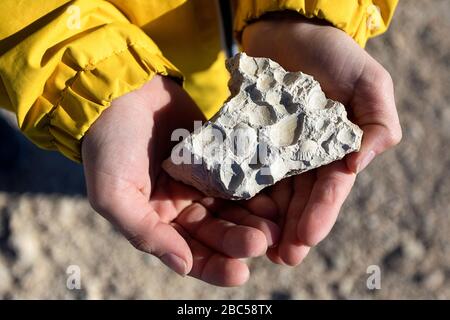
[242,15,402,265]
[81,76,280,286]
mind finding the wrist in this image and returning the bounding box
[242,12,326,59]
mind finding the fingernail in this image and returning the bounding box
[160,253,187,276]
[357,150,376,173]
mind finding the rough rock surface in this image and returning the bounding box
[163,53,363,199]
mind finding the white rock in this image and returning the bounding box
[162,53,363,200]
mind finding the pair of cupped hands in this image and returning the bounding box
[81,16,401,286]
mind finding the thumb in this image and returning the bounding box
[126,206,193,276]
[346,63,402,173]
[87,179,192,276]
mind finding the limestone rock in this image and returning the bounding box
[162,53,363,200]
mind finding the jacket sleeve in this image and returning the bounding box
[233,0,399,47]
[0,0,183,162]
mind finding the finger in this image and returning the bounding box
[175,202,267,258]
[200,198,280,247]
[277,171,314,266]
[266,247,285,265]
[347,62,402,173]
[264,178,292,265]
[266,178,293,217]
[279,244,310,267]
[150,173,203,223]
[173,224,250,287]
[297,160,356,247]
[267,244,310,267]
[238,193,279,221]
[87,176,192,276]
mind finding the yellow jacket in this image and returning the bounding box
[0,0,398,162]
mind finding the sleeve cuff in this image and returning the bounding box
[234,0,398,47]
[23,26,183,163]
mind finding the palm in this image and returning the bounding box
[243,17,400,265]
[267,25,360,264]
[82,76,279,286]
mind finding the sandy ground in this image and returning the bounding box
[0,0,449,299]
